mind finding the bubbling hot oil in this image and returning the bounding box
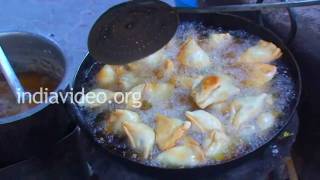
[85,23,296,167]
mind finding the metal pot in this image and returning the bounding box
[0,32,75,167]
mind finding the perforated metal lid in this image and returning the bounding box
[88,0,178,65]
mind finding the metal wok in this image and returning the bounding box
[67,12,301,175]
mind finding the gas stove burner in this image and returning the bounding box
[88,0,179,65]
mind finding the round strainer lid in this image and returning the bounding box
[88,0,179,65]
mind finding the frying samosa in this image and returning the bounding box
[243,63,277,87]
[105,109,141,136]
[122,121,155,159]
[155,114,191,151]
[191,75,240,108]
[156,136,205,167]
[230,93,273,128]
[208,33,233,49]
[185,110,223,133]
[238,40,282,64]
[203,130,231,161]
[96,65,116,88]
[178,37,211,68]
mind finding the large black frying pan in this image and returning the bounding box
[67,12,301,174]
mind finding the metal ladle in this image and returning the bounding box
[0,46,26,101]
